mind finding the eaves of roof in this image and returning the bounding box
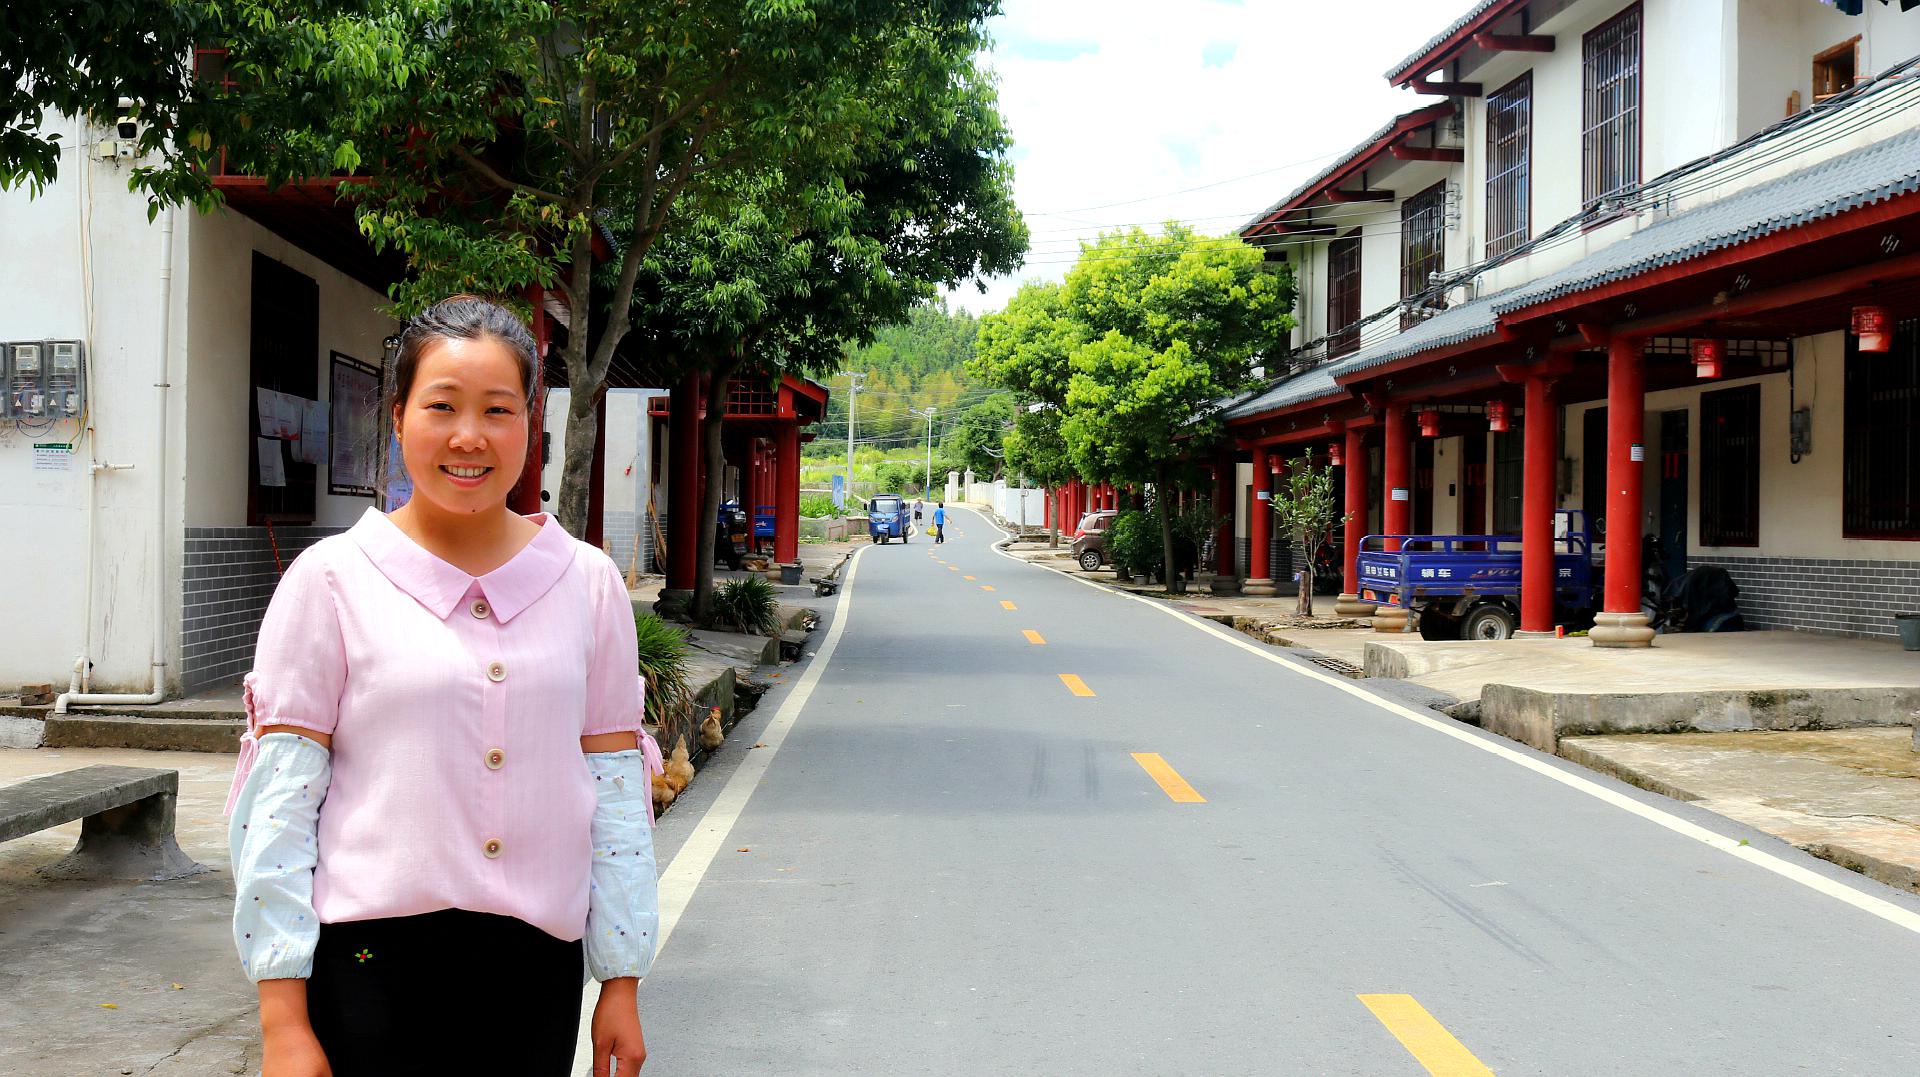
[1240,102,1455,239]
[1383,0,1529,85]
[1492,123,1920,320]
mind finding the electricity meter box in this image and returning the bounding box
[1,340,85,420]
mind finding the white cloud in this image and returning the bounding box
[946,0,1459,315]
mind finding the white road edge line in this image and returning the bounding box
[573,547,867,1073]
[971,505,1920,937]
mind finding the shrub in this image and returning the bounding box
[710,575,782,635]
[634,612,694,744]
[872,461,918,494]
[798,492,840,518]
[1104,509,1160,576]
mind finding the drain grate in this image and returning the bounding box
[1310,655,1365,679]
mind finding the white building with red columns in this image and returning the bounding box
[1200,0,1920,644]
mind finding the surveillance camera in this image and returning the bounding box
[116,118,138,141]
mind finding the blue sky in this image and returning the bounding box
[948,0,1464,314]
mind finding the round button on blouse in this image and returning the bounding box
[469,599,490,619]
[485,747,505,770]
[486,661,506,682]
[483,838,503,859]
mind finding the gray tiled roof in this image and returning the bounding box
[1384,0,1508,82]
[1491,123,1920,317]
[1220,360,1350,419]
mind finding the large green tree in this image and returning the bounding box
[981,225,1294,584]
[196,0,1007,538]
[621,35,1025,621]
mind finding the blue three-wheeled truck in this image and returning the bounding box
[1355,510,1598,640]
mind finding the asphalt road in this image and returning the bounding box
[628,506,1920,1076]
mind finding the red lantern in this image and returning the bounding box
[1418,409,1440,438]
[1268,455,1283,474]
[1691,339,1724,379]
[1328,441,1344,466]
[1853,305,1891,353]
[1486,399,1509,433]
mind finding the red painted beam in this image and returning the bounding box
[1325,189,1396,203]
[1409,81,1483,97]
[1611,248,1920,340]
[1473,32,1554,52]
[1389,144,1465,163]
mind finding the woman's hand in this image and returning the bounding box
[592,977,647,1075]
[258,979,332,1077]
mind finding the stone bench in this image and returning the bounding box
[0,765,207,881]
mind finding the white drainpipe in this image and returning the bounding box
[56,207,175,713]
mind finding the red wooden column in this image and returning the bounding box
[586,390,607,548]
[1374,405,1412,631]
[1335,424,1374,615]
[1520,373,1558,634]
[1382,404,1410,551]
[1245,446,1276,595]
[774,423,800,565]
[1211,455,1237,589]
[1594,336,1655,647]
[510,285,548,515]
[664,373,702,601]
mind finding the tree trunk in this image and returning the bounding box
[558,383,598,537]
[1298,536,1316,617]
[690,356,745,625]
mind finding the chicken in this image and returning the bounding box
[664,736,695,794]
[651,772,677,810]
[698,707,725,751]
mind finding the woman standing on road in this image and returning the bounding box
[224,296,660,1076]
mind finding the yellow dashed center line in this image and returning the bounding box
[981,585,996,592]
[1130,753,1206,803]
[1058,673,1095,697]
[1023,630,1046,644]
[948,566,959,571]
[1000,600,1017,610]
[963,575,976,581]
[1357,995,1496,1077]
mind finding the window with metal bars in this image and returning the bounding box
[1327,231,1362,358]
[1700,384,1760,547]
[1844,319,1920,539]
[1582,5,1642,207]
[1485,73,1532,258]
[1400,183,1447,329]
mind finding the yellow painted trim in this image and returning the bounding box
[1023,630,1046,645]
[1130,753,1206,803]
[1059,673,1095,697]
[1357,995,1496,1077]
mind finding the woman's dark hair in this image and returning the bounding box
[386,294,539,420]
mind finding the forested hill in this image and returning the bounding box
[809,299,1003,456]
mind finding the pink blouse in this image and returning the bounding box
[225,508,642,942]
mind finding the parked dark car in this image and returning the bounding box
[1070,510,1120,571]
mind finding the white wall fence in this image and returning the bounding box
[965,476,1047,529]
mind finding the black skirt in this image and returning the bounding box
[307,908,584,1076]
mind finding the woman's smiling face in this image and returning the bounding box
[394,336,530,517]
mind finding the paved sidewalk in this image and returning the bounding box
[0,747,257,1076]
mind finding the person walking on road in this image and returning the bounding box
[224,296,662,1077]
[933,501,947,544]
[913,497,925,530]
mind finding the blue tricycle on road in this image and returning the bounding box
[1355,509,1598,640]
[867,494,912,544]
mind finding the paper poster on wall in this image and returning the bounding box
[292,399,329,465]
[256,437,287,487]
[327,352,381,496]
[32,443,74,472]
[255,388,303,439]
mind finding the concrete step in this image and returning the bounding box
[41,715,244,754]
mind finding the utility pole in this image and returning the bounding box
[909,405,937,493]
[843,372,866,504]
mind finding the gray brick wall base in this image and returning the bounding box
[181,526,347,693]
[1692,554,1920,640]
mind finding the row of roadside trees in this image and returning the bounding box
[4,0,1028,622]
[969,224,1298,589]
